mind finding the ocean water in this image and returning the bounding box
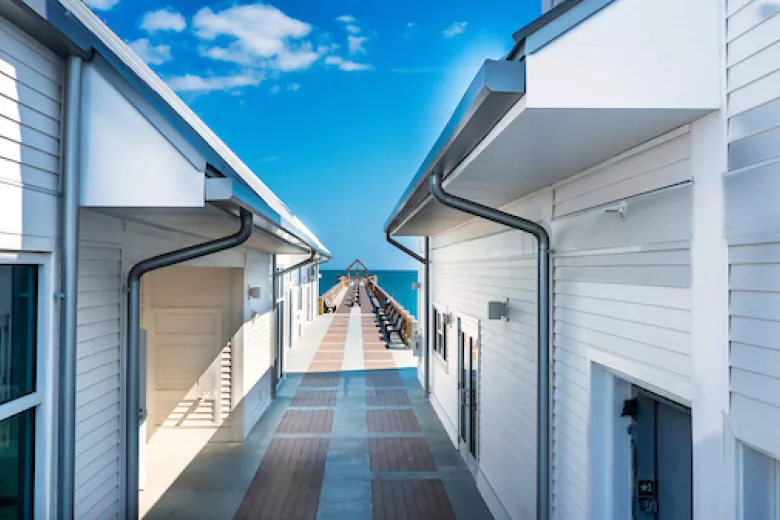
[320,270,419,318]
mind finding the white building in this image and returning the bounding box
[386,0,780,518]
[0,1,327,519]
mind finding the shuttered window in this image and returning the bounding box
[432,306,448,361]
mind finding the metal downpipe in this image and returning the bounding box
[274,250,319,277]
[59,55,83,520]
[385,232,430,396]
[386,232,427,264]
[125,209,254,519]
[423,237,430,397]
[272,254,279,396]
[429,172,551,520]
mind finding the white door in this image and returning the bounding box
[151,308,224,428]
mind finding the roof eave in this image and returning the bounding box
[384,59,525,234]
[206,178,329,256]
[40,0,330,254]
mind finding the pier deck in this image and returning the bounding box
[143,297,492,520]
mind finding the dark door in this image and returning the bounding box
[276,298,284,380]
[633,391,692,520]
[458,323,479,471]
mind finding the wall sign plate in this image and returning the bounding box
[637,480,655,499]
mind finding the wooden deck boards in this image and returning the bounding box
[371,480,456,520]
[230,308,484,520]
[234,438,329,520]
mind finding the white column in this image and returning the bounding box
[689,111,731,519]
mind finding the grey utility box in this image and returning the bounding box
[488,300,509,321]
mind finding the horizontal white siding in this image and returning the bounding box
[726,0,780,169]
[729,243,780,429]
[552,251,692,519]
[76,212,123,520]
[238,311,274,436]
[0,16,62,252]
[430,190,548,520]
[551,127,693,519]
[553,127,691,218]
[424,127,694,520]
[726,0,780,458]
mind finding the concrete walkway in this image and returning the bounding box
[144,308,492,520]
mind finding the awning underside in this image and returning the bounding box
[92,205,311,255]
[387,0,720,237]
[392,105,707,237]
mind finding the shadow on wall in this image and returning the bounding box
[139,307,277,518]
[0,32,60,253]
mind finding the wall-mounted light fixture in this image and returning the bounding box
[412,282,421,291]
[247,286,262,299]
[488,299,509,321]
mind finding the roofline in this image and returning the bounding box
[19,0,328,254]
[206,178,331,256]
[384,0,618,236]
[384,59,525,233]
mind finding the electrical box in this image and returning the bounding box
[488,300,509,321]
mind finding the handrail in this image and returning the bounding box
[369,281,416,346]
[318,278,347,315]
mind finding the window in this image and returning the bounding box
[0,266,37,405]
[432,306,447,361]
[0,264,39,520]
[0,409,34,520]
[741,445,780,519]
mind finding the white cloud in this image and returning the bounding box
[194,4,313,69]
[129,39,172,65]
[274,44,321,71]
[84,0,119,10]
[287,83,301,91]
[336,14,361,34]
[141,8,186,33]
[269,85,281,94]
[347,35,367,55]
[442,21,467,38]
[167,72,264,93]
[324,55,371,72]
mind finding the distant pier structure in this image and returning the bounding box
[317,260,416,348]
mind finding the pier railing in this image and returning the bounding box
[318,278,347,315]
[369,281,416,345]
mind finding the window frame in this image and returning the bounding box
[431,303,449,363]
[737,442,780,520]
[0,252,56,520]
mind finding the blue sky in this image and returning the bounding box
[87,0,539,269]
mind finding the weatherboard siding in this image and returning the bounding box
[76,212,124,520]
[423,126,694,520]
[0,16,62,252]
[429,189,548,520]
[550,128,693,520]
[726,0,780,452]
